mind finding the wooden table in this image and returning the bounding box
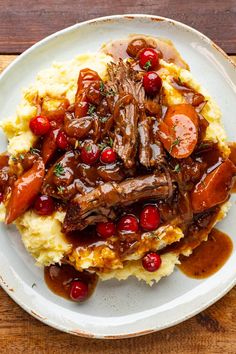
[0,2,236,353]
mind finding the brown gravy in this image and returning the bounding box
[44,263,98,300]
[178,228,233,279]
[102,35,189,69]
[228,142,236,192]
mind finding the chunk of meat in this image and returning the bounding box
[107,61,142,168]
[191,159,236,213]
[5,158,45,224]
[64,172,172,231]
[113,93,139,168]
[139,113,165,168]
[64,112,93,138]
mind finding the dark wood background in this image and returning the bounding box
[0,1,236,353]
[0,0,235,54]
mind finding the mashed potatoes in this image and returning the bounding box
[0,46,230,285]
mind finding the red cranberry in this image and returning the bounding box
[96,221,116,238]
[0,192,3,203]
[100,148,116,164]
[117,214,139,233]
[140,205,160,231]
[142,252,162,272]
[143,71,162,96]
[34,195,54,216]
[70,280,88,302]
[56,131,69,150]
[139,48,159,71]
[29,116,50,136]
[81,143,100,165]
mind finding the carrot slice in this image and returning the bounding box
[41,129,59,164]
[191,159,236,213]
[75,68,101,118]
[5,158,45,224]
[158,104,198,158]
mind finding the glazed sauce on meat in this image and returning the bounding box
[102,36,189,69]
[44,263,98,300]
[178,228,233,279]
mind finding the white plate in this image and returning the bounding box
[0,14,236,339]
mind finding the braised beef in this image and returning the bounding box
[63,171,172,231]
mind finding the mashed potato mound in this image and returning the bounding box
[17,210,70,266]
[0,47,230,285]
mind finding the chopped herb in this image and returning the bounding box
[106,88,116,96]
[99,116,108,123]
[99,81,105,92]
[31,283,36,288]
[11,156,17,162]
[74,140,82,149]
[144,60,152,70]
[19,154,25,160]
[30,147,40,154]
[98,142,107,150]
[108,137,113,147]
[177,76,182,84]
[85,144,92,152]
[173,164,181,173]
[54,163,65,177]
[199,142,209,149]
[169,137,181,154]
[87,104,96,116]
[57,186,65,194]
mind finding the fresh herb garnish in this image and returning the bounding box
[108,137,113,147]
[19,154,25,160]
[173,164,181,173]
[169,137,181,153]
[199,142,209,149]
[85,144,92,152]
[57,186,65,194]
[99,81,105,92]
[87,104,96,116]
[11,156,17,162]
[99,116,108,123]
[106,88,116,96]
[144,60,152,70]
[98,142,107,150]
[54,163,65,177]
[31,283,36,288]
[30,147,40,155]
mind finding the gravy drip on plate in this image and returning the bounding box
[178,228,233,278]
[44,264,98,300]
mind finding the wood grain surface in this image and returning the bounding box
[0,54,235,353]
[0,0,235,54]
